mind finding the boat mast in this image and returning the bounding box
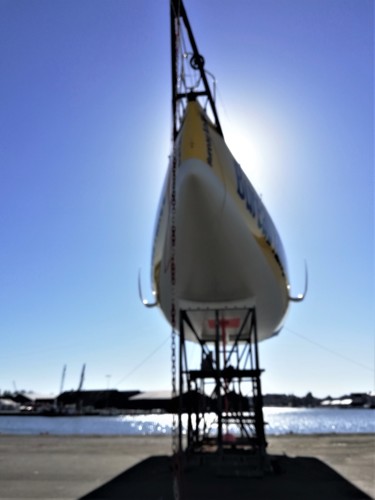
[170,0,223,140]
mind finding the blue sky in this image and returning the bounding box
[0,0,373,398]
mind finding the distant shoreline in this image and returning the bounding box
[1,405,374,417]
[0,432,373,437]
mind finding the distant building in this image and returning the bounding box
[56,389,214,413]
[57,390,140,410]
[128,390,214,413]
[0,398,20,412]
[128,390,173,412]
[263,392,321,407]
[350,393,369,407]
[12,392,56,408]
[320,392,373,408]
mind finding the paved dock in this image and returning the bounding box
[0,434,373,499]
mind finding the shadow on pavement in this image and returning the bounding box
[80,455,371,500]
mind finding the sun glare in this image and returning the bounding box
[222,116,275,201]
[220,105,296,216]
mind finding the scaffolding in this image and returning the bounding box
[176,306,270,475]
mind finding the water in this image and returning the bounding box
[0,408,373,436]
[263,407,374,435]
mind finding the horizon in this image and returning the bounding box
[0,0,373,400]
[2,386,373,401]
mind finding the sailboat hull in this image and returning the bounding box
[151,101,289,343]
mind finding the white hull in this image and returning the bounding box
[151,101,290,343]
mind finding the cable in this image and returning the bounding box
[285,326,374,373]
[115,335,170,386]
